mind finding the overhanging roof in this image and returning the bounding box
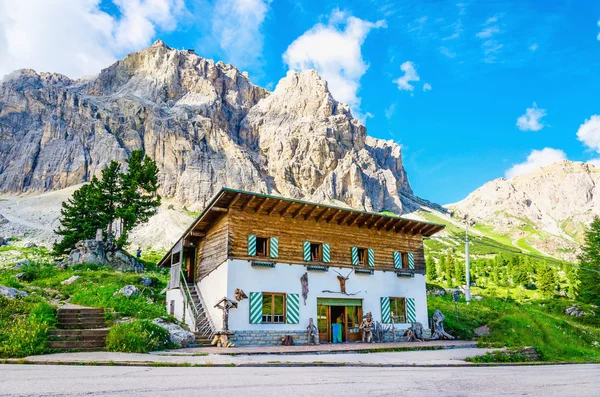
[158,188,445,266]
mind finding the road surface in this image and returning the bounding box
[0,364,598,397]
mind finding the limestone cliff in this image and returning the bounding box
[0,40,412,213]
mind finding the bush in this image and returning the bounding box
[0,300,57,358]
[106,320,172,353]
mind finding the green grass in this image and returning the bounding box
[429,293,600,362]
[106,320,174,353]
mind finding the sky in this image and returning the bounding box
[1,0,600,205]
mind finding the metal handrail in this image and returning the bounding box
[180,270,199,331]
[179,270,215,339]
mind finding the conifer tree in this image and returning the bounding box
[454,257,466,285]
[426,256,437,282]
[577,217,600,305]
[445,250,455,286]
[537,264,556,298]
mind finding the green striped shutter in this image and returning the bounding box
[381,297,391,323]
[351,246,359,265]
[322,243,330,263]
[393,251,402,268]
[286,293,300,324]
[367,248,375,267]
[406,298,416,323]
[303,241,311,261]
[248,234,256,256]
[270,237,279,258]
[249,292,263,324]
[408,252,415,269]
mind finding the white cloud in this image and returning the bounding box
[516,103,547,131]
[597,19,600,40]
[384,103,396,120]
[393,61,420,91]
[577,115,600,153]
[529,43,539,52]
[587,159,600,168]
[505,148,567,179]
[476,25,499,39]
[476,15,503,63]
[210,0,269,72]
[283,9,385,118]
[423,82,432,92]
[0,0,185,79]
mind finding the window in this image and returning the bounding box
[357,248,366,265]
[389,297,407,323]
[256,237,269,257]
[310,243,322,261]
[262,293,286,323]
[401,252,409,269]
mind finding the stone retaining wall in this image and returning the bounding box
[231,330,308,346]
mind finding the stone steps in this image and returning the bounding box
[50,308,108,351]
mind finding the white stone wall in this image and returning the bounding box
[225,259,429,332]
[197,261,229,330]
[165,288,195,327]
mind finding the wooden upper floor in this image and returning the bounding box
[160,188,445,281]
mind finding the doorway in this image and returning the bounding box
[317,298,362,343]
[182,247,196,283]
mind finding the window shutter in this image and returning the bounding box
[248,234,256,256]
[303,241,311,261]
[270,237,279,258]
[322,243,330,263]
[368,248,375,267]
[408,252,415,269]
[380,297,391,323]
[286,293,300,324]
[351,246,359,265]
[249,292,263,324]
[393,251,402,269]
[406,297,416,323]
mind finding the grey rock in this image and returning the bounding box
[13,259,32,269]
[565,306,586,317]
[115,285,139,297]
[66,240,144,272]
[140,277,154,286]
[61,275,80,285]
[15,273,25,281]
[473,325,490,337]
[0,285,28,299]
[0,214,8,226]
[152,318,195,348]
[473,295,483,301]
[22,241,37,248]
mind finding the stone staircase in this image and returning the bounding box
[48,308,108,351]
[187,283,214,343]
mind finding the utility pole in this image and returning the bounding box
[464,215,472,304]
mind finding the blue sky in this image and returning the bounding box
[1,0,600,204]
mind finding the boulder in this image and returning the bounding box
[22,241,37,248]
[61,275,81,285]
[0,285,28,299]
[152,318,196,348]
[473,325,490,337]
[115,285,139,297]
[565,306,586,317]
[140,277,154,287]
[473,295,483,301]
[66,240,144,272]
[15,273,25,281]
[0,214,9,226]
[426,285,447,297]
[13,259,32,269]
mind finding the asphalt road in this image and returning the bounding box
[0,364,598,397]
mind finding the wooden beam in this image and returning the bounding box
[292,203,307,219]
[212,207,228,212]
[377,217,395,230]
[280,201,295,217]
[371,216,388,229]
[419,224,438,236]
[190,231,206,237]
[366,215,382,229]
[348,213,363,227]
[396,220,412,233]
[326,209,342,223]
[303,205,320,220]
[385,218,403,231]
[241,195,255,211]
[314,207,331,222]
[254,197,269,213]
[227,192,241,209]
[359,214,375,229]
[267,199,283,215]
[337,211,353,225]
[406,222,421,234]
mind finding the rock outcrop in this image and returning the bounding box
[66,240,144,272]
[152,318,196,348]
[448,160,600,259]
[0,40,413,214]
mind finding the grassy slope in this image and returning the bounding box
[429,293,600,362]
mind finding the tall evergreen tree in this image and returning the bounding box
[577,217,600,305]
[426,256,437,282]
[537,264,556,298]
[445,250,455,286]
[454,257,466,285]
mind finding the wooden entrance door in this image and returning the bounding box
[317,304,329,343]
[183,247,196,283]
[317,303,363,343]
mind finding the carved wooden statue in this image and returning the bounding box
[430,310,455,340]
[404,322,424,342]
[306,317,319,345]
[300,273,309,305]
[214,297,238,331]
[234,288,247,301]
[359,312,375,343]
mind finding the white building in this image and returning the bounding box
[160,188,445,345]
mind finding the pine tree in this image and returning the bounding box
[577,217,600,305]
[426,256,437,282]
[454,256,466,285]
[537,265,556,298]
[445,250,455,286]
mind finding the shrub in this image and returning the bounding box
[0,300,57,358]
[106,320,172,353]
